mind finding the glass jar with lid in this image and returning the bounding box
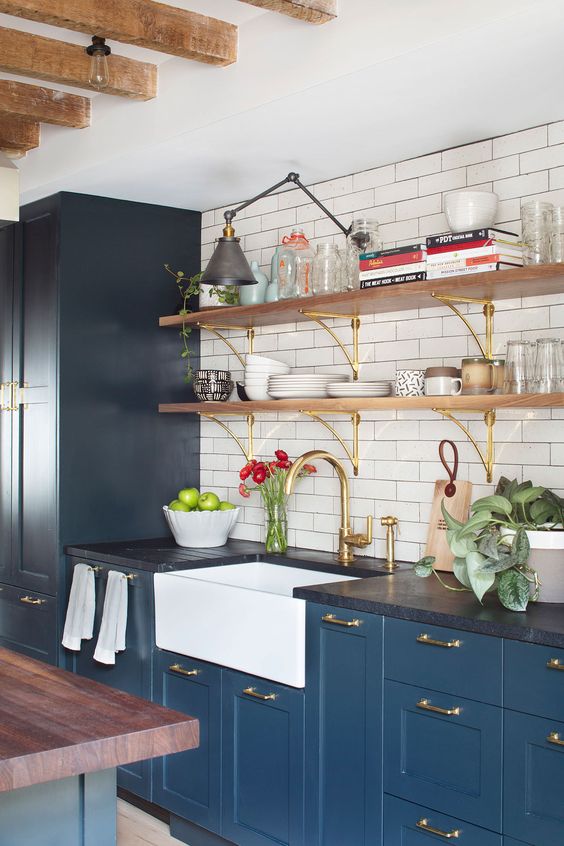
[521,200,552,265]
[345,218,382,289]
[278,228,315,299]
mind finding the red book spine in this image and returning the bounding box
[359,250,425,271]
[427,238,493,255]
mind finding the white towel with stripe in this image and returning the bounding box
[62,562,95,651]
[93,570,128,665]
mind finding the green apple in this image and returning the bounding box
[178,487,199,509]
[219,501,236,510]
[169,500,191,512]
[198,491,221,511]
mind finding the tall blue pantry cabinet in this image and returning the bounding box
[0,192,200,665]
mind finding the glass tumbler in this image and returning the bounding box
[521,200,553,265]
[345,218,382,290]
[531,337,563,393]
[502,340,533,394]
[552,206,564,262]
[312,243,342,295]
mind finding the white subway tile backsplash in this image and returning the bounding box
[493,126,547,158]
[419,168,466,196]
[494,170,549,200]
[396,153,442,181]
[467,155,519,185]
[395,194,441,221]
[442,140,492,170]
[353,164,395,192]
[520,143,564,174]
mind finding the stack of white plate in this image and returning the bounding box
[245,354,291,401]
[268,373,349,399]
[326,381,392,398]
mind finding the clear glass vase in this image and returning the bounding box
[264,502,288,554]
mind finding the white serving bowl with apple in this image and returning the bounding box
[164,487,240,548]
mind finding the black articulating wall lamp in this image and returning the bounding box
[200,172,352,287]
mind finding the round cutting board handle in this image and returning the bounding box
[439,439,458,498]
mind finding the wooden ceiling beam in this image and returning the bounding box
[0,26,156,101]
[237,0,337,24]
[0,0,238,65]
[0,116,39,156]
[0,80,90,128]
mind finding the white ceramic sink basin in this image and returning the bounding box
[154,560,359,688]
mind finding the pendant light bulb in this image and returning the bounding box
[86,36,111,90]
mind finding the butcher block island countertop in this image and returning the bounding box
[0,647,199,793]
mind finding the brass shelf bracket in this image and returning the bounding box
[197,324,255,368]
[300,410,361,476]
[300,311,361,381]
[198,412,255,462]
[431,293,495,360]
[433,407,496,483]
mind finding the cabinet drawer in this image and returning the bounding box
[504,710,564,845]
[505,639,564,722]
[384,618,502,705]
[504,840,533,846]
[0,582,56,664]
[384,795,502,846]
[384,679,502,831]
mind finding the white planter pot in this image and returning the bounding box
[198,287,239,309]
[501,527,564,603]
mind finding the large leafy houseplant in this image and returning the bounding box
[415,477,564,612]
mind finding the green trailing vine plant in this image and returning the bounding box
[414,477,564,612]
[164,264,239,382]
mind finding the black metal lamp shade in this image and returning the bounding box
[200,236,257,286]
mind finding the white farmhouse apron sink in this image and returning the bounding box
[154,560,359,688]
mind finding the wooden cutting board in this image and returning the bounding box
[425,479,473,571]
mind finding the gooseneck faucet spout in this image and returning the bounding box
[285,450,372,565]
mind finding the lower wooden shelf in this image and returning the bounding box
[159,393,564,414]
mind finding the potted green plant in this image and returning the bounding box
[414,477,564,611]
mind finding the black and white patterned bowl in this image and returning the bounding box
[194,369,231,381]
[193,379,233,402]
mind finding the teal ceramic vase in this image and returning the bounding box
[239,261,268,305]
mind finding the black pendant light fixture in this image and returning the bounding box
[200,172,351,287]
[86,36,111,90]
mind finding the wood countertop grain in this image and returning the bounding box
[0,647,198,792]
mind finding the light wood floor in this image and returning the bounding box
[118,800,187,846]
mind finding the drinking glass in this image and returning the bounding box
[312,243,342,295]
[502,340,534,394]
[521,200,552,265]
[530,337,563,393]
[552,207,564,262]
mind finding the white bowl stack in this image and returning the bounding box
[244,354,291,401]
[444,190,498,233]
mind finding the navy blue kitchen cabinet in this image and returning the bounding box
[0,583,57,664]
[65,558,154,799]
[0,192,201,663]
[384,795,502,846]
[221,669,305,846]
[153,650,222,832]
[504,639,564,723]
[305,603,383,846]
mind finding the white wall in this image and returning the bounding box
[199,121,564,562]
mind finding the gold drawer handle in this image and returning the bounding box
[416,818,460,839]
[169,664,200,677]
[19,596,46,606]
[417,633,461,648]
[243,687,277,701]
[547,658,564,672]
[547,732,564,747]
[417,698,461,717]
[322,613,362,628]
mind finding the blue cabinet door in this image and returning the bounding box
[222,669,304,846]
[305,603,383,846]
[384,679,503,832]
[153,650,221,832]
[504,710,564,845]
[0,582,57,664]
[504,840,533,846]
[65,559,154,799]
[504,639,564,722]
[384,794,502,846]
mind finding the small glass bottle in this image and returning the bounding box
[312,243,342,295]
[346,218,382,289]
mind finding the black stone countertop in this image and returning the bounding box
[65,538,564,648]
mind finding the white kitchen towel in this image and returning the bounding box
[62,563,95,651]
[93,570,128,665]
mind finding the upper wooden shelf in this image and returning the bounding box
[159,265,564,329]
[159,393,564,414]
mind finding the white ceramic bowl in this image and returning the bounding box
[245,354,288,368]
[444,191,498,233]
[245,363,290,373]
[244,385,271,400]
[163,505,240,548]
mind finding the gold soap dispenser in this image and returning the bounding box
[381,516,399,570]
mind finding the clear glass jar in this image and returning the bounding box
[521,200,553,265]
[346,218,382,289]
[551,206,564,262]
[312,243,342,295]
[278,228,315,299]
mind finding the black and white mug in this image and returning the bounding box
[395,369,425,397]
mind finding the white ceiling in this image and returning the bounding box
[5,0,564,211]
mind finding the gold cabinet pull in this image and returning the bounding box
[417,633,461,648]
[416,818,460,839]
[169,663,200,677]
[547,732,564,747]
[243,687,277,701]
[547,658,564,672]
[417,698,461,717]
[1,381,19,412]
[0,382,7,412]
[321,613,362,628]
[19,595,46,606]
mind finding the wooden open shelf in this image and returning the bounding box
[159,265,564,329]
[159,393,564,414]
